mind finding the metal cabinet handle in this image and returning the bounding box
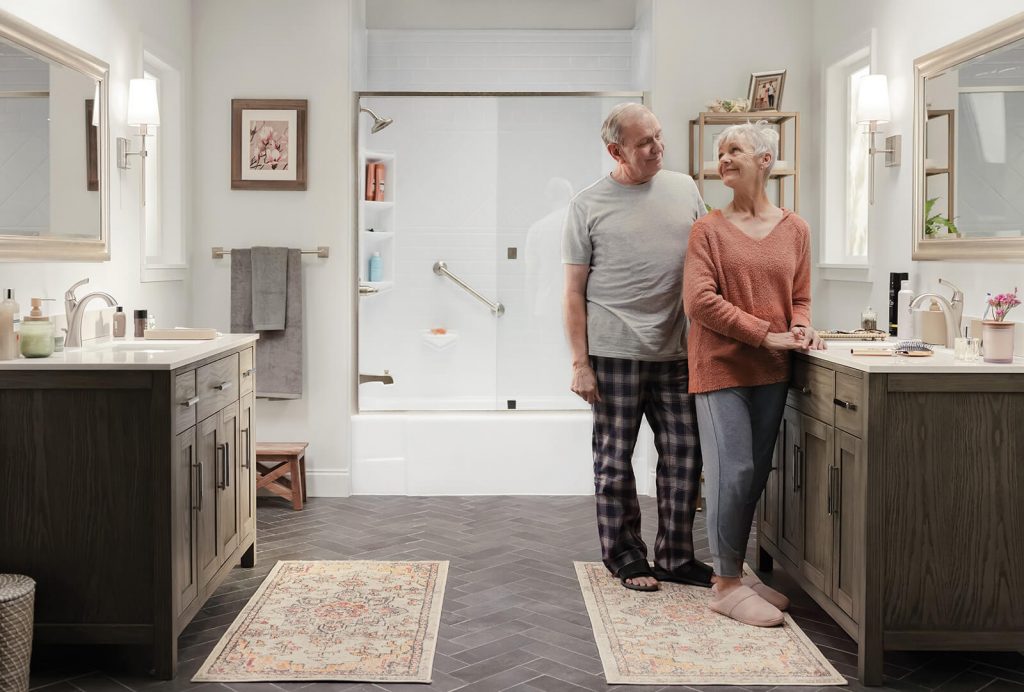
[792,444,802,491]
[834,398,858,411]
[214,381,232,391]
[242,429,251,469]
[225,442,231,488]
[217,444,226,489]
[195,458,203,512]
[794,385,812,395]
[182,396,200,408]
[242,368,256,378]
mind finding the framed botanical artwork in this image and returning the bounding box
[231,98,307,190]
[747,70,787,112]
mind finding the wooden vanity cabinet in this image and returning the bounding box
[758,354,1024,685]
[0,341,257,680]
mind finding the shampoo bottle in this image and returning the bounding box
[113,306,126,338]
[368,252,383,282]
[896,280,914,339]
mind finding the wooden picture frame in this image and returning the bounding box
[85,98,98,191]
[747,70,787,112]
[231,98,307,190]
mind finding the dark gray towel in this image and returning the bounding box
[250,246,288,330]
[231,248,303,399]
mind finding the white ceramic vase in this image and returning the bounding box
[982,320,1015,364]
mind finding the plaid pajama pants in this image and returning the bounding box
[590,355,702,575]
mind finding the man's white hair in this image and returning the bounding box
[601,103,653,146]
[718,120,779,179]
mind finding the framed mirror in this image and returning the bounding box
[0,9,109,262]
[913,11,1024,260]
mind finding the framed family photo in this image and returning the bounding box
[747,70,786,112]
[231,98,307,190]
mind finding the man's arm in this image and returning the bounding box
[563,263,600,404]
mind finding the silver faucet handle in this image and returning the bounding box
[938,278,964,303]
[65,278,89,300]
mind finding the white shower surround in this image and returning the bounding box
[353,94,661,495]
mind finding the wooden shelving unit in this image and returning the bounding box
[925,109,955,219]
[689,111,800,211]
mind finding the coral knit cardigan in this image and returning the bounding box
[683,209,812,394]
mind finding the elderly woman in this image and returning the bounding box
[683,121,825,627]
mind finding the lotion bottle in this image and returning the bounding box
[368,252,383,282]
[113,306,126,338]
[897,280,914,339]
[0,288,17,360]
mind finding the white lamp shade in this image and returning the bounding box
[856,74,891,124]
[126,78,160,127]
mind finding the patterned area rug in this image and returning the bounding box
[193,560,448,682]
[575,561,846,686]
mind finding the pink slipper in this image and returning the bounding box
[741,574,790,611]
[709,585,784,627]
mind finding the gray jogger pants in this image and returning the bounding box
[694,381,788,577]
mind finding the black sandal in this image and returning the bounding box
[652,560,713,587]
[616,559,659,592]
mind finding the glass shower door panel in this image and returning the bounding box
[495,96,639,411]
[358,96,500,411]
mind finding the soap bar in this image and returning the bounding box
[144,328,217,340]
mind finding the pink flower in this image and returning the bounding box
[987,287,1020,322]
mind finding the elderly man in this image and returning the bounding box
[562,103,711,591]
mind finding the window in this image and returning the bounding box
[823,49,870,267]
[141,52,187,282]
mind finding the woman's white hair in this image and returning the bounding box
[718,120,779,179]
[601,103,652,146]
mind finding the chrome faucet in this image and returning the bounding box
[908,278,964,348]
[64,278,118,348]
[358,370,394,385]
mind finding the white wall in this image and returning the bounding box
[190,0,353,496]
[811,0,1024,332]
[0,0,190,328]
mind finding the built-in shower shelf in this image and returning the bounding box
[361,281,394,296]
[364,200,394,208]
[362,230,394,238]
[421,330,458,350]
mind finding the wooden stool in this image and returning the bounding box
[255,443,309,510]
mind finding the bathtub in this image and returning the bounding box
[350,410,658,495]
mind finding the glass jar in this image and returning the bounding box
[20,319,54,358]
[860,306,878,331]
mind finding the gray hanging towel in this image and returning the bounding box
[250,246,289,330]
[231,248,303,399]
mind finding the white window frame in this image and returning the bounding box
[140,50,187,282]
[821,47,871,274]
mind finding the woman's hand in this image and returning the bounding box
[763,331,803,351]
[571,363,602,404]
[792,325,827,351]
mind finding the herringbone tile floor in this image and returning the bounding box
[29,496,1024,692]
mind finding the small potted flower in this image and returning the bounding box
[982,288,1020,363]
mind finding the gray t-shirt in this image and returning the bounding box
[562,170,706,361]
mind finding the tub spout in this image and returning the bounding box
[359,370,394,385]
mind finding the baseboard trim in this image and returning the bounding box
[305,469,351,497]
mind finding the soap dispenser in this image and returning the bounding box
[20,298,55,358]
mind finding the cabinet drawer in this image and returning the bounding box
[174,371,197,435]
[239,347,255,396]
[196,353,239,422]
[788,359,835,424]
[834,373,863,437]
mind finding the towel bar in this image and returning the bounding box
[212,246,329,259]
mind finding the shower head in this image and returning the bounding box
[359,106,393,133]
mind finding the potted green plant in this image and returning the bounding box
[923,197,959,238]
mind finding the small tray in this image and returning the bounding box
[144,328,218,340]
[820,330,889,341]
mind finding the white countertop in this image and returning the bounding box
[803,339,1024,373]
[0,334,258,371]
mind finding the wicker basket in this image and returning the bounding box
[0,575,35,692]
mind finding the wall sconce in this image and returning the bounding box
[856,74,900,204]
[117,78,160,205]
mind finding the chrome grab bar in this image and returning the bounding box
[433,261,505,316]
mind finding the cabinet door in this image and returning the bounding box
[759,419,782,546]
[779,406,803,564]
[196,414,220,585]
[173,428,198,617]
[217,402,241,561]
[833,430,864,620]
[238,392,256,543]
[800,413,834,593]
